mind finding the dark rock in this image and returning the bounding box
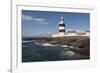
[71,38,90,56]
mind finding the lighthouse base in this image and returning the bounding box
[52,33,65,38]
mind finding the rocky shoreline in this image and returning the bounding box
[32,36,90,57]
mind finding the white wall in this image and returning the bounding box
[0,0,99,73]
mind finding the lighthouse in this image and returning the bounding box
[51,16,89,38]
[51,16,66,37]
[58,16,65,37]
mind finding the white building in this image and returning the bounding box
[65,31,77,36]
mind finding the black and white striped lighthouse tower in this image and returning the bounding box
[58,16,65,37]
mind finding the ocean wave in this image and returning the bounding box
[40,43,57,46]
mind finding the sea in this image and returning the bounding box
[22,37,88,62]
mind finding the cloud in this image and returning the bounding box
[33,18,48,24]
[27,31,52,37]
[22,14,33,21]
[22,14,48,24]
[46,32,52,34]
[33,32,52,35]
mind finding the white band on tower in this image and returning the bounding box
[59,26,65,30]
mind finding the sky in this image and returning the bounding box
[22,10,90,37]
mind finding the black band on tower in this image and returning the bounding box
[59,30,65,32]
[59,24,65,26]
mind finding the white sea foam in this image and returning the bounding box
[61,51,75,56]
[61,45,68,47]
[41,43,57,46]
